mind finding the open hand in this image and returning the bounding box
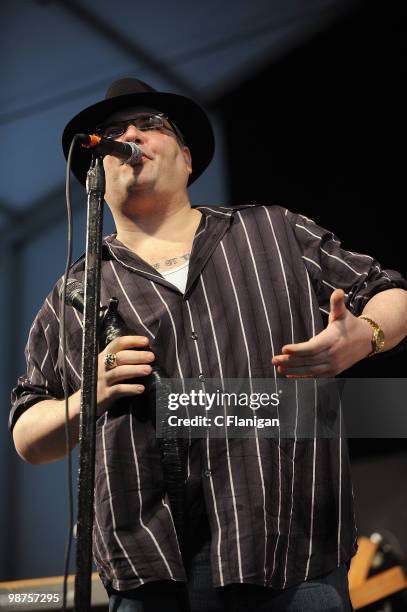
[272,289,372,378]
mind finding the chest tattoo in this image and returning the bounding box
[152,252,191,270]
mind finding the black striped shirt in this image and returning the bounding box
[10,204,407,591]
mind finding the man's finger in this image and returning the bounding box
[107,335,150,353]
[280,334,332,356]
[329,288,347,323]
[278,363,330,377]
[272,350,329,367]
[106,364,152,385]
[115,350,155,366]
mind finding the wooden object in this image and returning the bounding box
[349,535,407,609]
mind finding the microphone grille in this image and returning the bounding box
[127,142,142,165]
[60,278,84,305]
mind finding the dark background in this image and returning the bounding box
[219,0,407,558]
[221,1,405,291]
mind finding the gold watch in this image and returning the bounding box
[359,315,385,357]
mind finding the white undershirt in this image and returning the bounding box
[160,261,189,293]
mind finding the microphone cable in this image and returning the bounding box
[60,135,79,611]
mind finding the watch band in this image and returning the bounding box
[359,315,385,357]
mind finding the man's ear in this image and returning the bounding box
[182,146,192,176]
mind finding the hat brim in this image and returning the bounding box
[62,91,214,187]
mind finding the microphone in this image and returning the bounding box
[62,278,85,313]
[77,133,142,166]
[61,278,107,326]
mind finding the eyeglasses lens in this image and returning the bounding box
[100,114,165,139]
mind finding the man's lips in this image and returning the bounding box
[120,151,152,167]
[132,145,152,161]
[134,151,153,164]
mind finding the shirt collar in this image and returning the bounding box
[101,204,258,269]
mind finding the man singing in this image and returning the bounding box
[10,78,407,611]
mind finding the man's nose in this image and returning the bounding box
[121,124,145,142]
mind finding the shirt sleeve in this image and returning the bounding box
[284,209,407,354]
[9,289,65,432]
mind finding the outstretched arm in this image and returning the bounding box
[272,288,407,378]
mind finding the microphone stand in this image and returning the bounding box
[71,153,189,611]
[74,155,105,612]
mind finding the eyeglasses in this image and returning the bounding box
[95,112,184,144]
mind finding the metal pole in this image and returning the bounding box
[74,156,105,612]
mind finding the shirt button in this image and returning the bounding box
[203,469,213,478]
[198,373,205,382]
[191,331,198,340]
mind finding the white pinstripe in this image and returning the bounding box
[299,214,316,225]
[109,261,155,339]
[45,297,81,381]
[101,412,143,583]
[185,298,219,546]
[199,274,227,585]
[194,214,209,240]
[238,211,275,584]
[150,283,184,386]
[297,222,379,281]
[150,283,190,478]
[23,321,38,405]
[320,248,368,277]
[348,251,373,260]
[200,277,224,383]
[209,206,233,211]
[58,335,81,381]
[46,297,60,322]
[302,256,322,270]
[219,240,250,583]
[129,409,175,578]
[161,498,184,561]
[73,308,83,329]
[197,206,231,217]
[106,245,163,281]
[150,281,191,478]
[295,224,323,241]
[304,270,317,581]
[184,300,207,474]
[93,530,106,574]
[40,347,50,372]
[205,436,225,585]
[94,513,117,581]
[261,207,299,587]
[282,381,300,589]
[41,323,52,394]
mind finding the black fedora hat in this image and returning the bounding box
[62,78,215,186]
